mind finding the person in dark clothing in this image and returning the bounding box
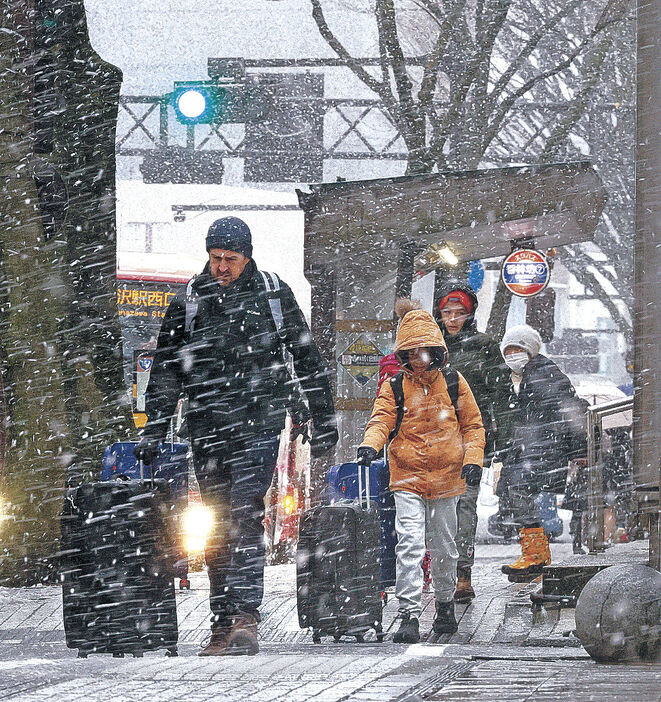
[136,217,337,656]
[434,282,508,602]
[496,325,587,580]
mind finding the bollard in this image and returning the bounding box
[575,564,661,662]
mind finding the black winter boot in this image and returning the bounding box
[393,612,420,643]
[433,600,458,634]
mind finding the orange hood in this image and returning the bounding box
[394,310,447,354]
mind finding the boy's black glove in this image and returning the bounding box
[357,446,377,467]
[134,437,160,465]
[461,463,483,487]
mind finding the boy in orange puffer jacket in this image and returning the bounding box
[357,300,485,643]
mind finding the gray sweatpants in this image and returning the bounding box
[456,484,480,571]
[394,491,459,617]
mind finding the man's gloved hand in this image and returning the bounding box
[290,421,311,445]
[310,420,339,458]
[134,437,160,465]
[357,446,378,467]
[461,463,483,487]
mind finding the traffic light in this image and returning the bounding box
[172,80,269,126]
[172,82,236,125]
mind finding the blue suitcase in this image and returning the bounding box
[327,460,396,588]
[535,492,564,541]
[101,442,190,588]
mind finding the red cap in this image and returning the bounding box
[438,291,474,314]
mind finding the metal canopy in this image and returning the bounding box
[297,161,607,265]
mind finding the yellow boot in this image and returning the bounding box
[501,527,551,582]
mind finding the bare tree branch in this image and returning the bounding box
[429,0,513,167]
[559,248,632,342]
[409,0,446,26]
[378,0,415,113]
[540,20,619,160]
[310,0,387,96]
[419,0,469,108]
[490,0,587,102]
[480,0,631,157]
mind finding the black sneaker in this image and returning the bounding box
[392,612,420,643]
[433,601,458,634]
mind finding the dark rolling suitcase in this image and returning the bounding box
[60,469,179,658]
[297,463,383,643]
[327,459,396,588]
[101,441,190,589]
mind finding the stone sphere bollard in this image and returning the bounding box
[575,564,661,662]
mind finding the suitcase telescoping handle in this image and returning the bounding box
[138,459,155,490]
[356,461,371,510]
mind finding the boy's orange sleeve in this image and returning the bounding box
[361,380,398,454]
[456,372,486,466]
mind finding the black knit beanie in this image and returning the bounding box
[205,217,253,257]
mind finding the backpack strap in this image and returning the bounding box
[184,276,199,339]
[387,366,459,443]
[259,270,285,339]
[388,371,405,442]
[442,365,460,417]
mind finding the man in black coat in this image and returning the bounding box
[497,325,587,580]
[136,217,337,655]
[434,282,509,602]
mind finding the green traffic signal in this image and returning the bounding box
[172,81,232,125]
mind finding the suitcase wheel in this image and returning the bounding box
[166,647,179,657]
[113,652,124,658]
[179,578,191,590]
[312,630,322,644]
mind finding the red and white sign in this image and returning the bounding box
[501,248,550,297]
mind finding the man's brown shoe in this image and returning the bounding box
[198,623,232,656]
[226,611,259,656]
[454,568,475,604]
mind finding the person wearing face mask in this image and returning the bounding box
[496,325,588,580]
[434,283,509,603]
[357,300,485,642]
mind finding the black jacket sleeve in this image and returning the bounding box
[143,295,188,440]
[534,361,588,462]
[482,337,511,457]
[277,281,336,428]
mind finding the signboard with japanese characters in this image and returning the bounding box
[116,283,181,320]
[338,337,384,386]
[501,248,551,297]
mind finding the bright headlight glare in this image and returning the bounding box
[438,245,459,266]
[283,494,295,515]
[177,89,207,119]
[182,504,213,554]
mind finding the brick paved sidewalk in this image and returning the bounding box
[1,541,659,701]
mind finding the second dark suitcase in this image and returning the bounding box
[327,460,396,588]
[60,479,179,657]
[297,465,383,643]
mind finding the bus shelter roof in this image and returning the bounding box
[297,161,607,266]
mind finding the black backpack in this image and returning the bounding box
[387,367,460,442]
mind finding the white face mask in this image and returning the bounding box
[504,352,530,374]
